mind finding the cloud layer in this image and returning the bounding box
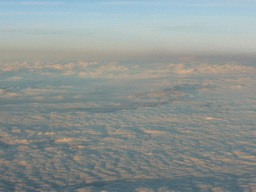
[0,56,256,191]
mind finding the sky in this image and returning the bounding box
[1,0,256,56]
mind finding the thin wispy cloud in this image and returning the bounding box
[101,0,255,7]
[0,11,70,16]
[102,1,169,5]
[0,2,64,5]
[1,0,254,7]
[20,2,63,5]
[0,27,23,31]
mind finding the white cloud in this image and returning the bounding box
[14,139,29,144]
[0,89,19,98]
[54,95,64,100]
[73,95,84,99]
[7,76,23,81]
[2,60,254,81]
[168,62,256,75]
[21,87,67,96]
[172,64,195,75]
[44,132,55,135]
[0,89,5,95]
[55,137,74,143]
[34,96,44,100]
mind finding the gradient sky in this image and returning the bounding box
[1,0,256,54]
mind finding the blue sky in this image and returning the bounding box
[1,0,256,54]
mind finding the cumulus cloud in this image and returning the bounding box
[0,89,19,98]
[126,83,213,101]
[55,137,74,143]
[73,95,84,99]
[21,87,67,96]
[1,56,256,191]
[170,64,195,74]
[168,62,256,75]
[14,139,30,144]
[6,76,23,81]
[54,95,64,100]
[1,60,255,81]
[34,96,44,100]
[196,62,255,74]
[63,83,213,113]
